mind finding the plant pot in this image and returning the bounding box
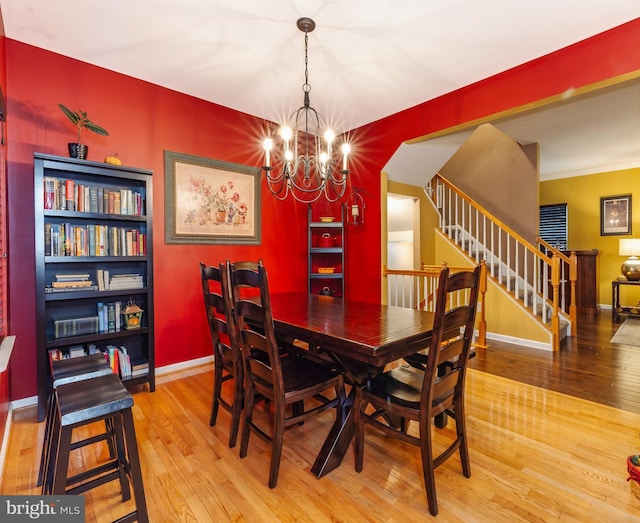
[68,143,88,160]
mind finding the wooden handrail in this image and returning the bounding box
[429,174,556,263]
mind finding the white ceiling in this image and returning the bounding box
[1,1,639,184]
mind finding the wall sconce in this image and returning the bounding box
[619,238,640,280]
[346,189,365,225]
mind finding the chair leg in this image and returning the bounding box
[239,380,254,459]
[292,400,304,421]
[42,401,63,495]
[37,392,55,487]
[111,414,132,503]
[454,397,471,478]
[354,387,364,473]
[419,422,438,517]
[51,425,73,495]
[122,407,149,523]
[229,370,243,448]
[210,361,223,426]
[268,401,285,489]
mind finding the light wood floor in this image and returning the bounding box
[3,363,640,522]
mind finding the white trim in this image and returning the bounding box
[155,355,213,377]
[11,356,217,412]
[485,331,553,351]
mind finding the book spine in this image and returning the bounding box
[89,186,98,213]
[65,179,75,211]
[53,316,99,338]
[114,191,121,215]
[88,224,96,256]
[45,285,99,293]
[115,301,122,330]
[44,223,51,256]
[44,177,55,209]
[58,181,66,211]
[84,185,90,213]
[107,302,116,331]
[77,184,84,212]
[97,187,104,213]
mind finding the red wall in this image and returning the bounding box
[5,19,640,401]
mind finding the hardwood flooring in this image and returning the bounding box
[3,311,640,521]
[470,309,640,415]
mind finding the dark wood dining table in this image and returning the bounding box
[268,292,436,478]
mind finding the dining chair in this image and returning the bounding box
[228,259,346,488]
[354,264,481,516]
[199,262,244,448]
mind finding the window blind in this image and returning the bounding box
[539,203,568,250]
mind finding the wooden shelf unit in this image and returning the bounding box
[308,206,345,297]
[34,153,155,421]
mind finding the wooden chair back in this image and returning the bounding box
[199,261,243,446]
[227,260,285,399]
[421,265,481,417]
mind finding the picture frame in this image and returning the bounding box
[600,194,631,236]
[164,151,261,245]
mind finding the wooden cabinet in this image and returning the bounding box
[34,153,155,421]
[308,206,344,297]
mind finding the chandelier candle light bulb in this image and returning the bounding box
[342,143,350,171]
[263,138,273,168]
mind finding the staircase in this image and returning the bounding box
[426,174,575,350]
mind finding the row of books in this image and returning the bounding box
[44,222,147,257]
[98,270,144,291]
[48,343,149,380]
[44,271,144,294]
[43,176,145,216]
[48,272,97,292]
[97,301,123,331]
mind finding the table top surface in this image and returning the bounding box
[269,292,435,367]
[613,279,640,286]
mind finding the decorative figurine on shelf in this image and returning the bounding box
[122,299,143,330]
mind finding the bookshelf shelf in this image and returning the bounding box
[34,153,155,422]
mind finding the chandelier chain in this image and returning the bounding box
[304,31,310,94]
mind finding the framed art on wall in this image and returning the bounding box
[600,194,631,236]
[164,151,261,244]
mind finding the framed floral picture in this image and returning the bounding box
[164,151,261,244]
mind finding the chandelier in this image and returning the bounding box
[261,17,351,204]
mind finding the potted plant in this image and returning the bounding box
[58,103,109,160]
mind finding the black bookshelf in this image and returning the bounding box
[34,153,155,421]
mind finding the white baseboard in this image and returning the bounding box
[11,356,216,412]
[485,332,553,351]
